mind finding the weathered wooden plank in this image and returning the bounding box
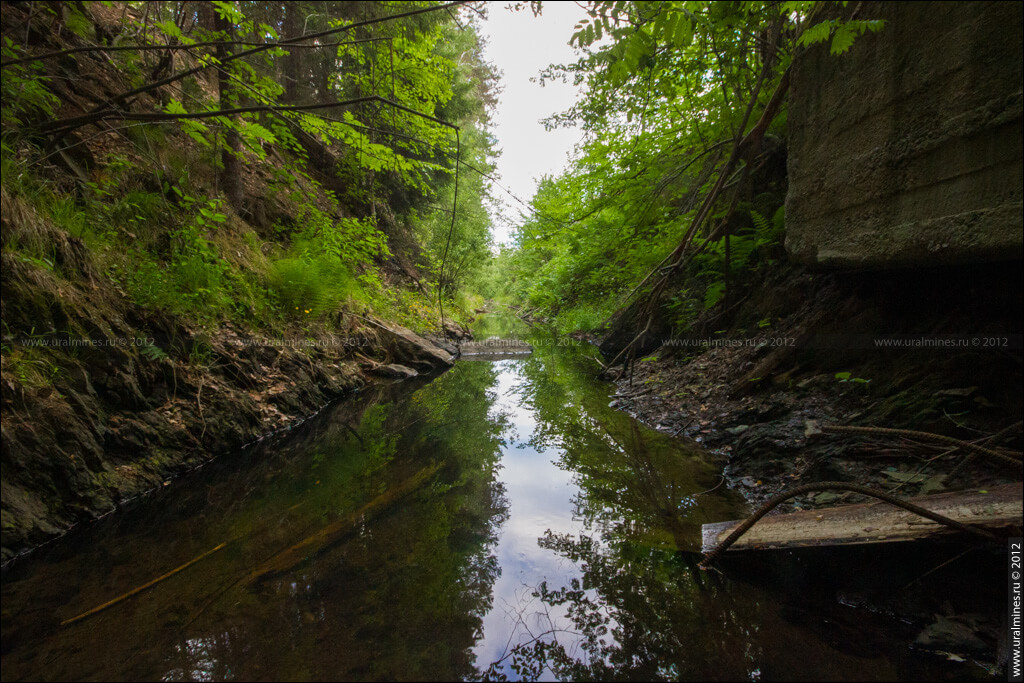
[460,352,533,362]
[459,339,533,360]
[701,483,1022,553]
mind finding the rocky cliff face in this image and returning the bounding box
[785,1,1023,269]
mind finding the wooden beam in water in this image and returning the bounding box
[459,340,533,360]
[459,351,533,362]
[702,482,1022,553]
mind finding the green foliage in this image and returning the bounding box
[797,17,886,55]
[703,280,726,310]
[835,371,871,385]
[290,203,390,279]
[382,288,442,333]
[269,255,364,319]
[1,0,501,337]
[494,1,884,333]
[62,3,96,40]
[2,347,63,389]
[139,342,169,362]
[0,38,60,127]
[666,290,700,333]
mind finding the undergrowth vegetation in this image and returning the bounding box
[1,1,499,357]
[0,0,885,351]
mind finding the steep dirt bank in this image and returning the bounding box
[604,262,1023,513]
[0,0,473,563]
[1,314,456,563]
[0,193,458,562]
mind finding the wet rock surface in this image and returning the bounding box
[370,363,419,379]
[611,334,1021,514]
[366,316,457,369]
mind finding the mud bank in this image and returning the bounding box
[1,296,457,563]
[606,264,1023,512]
[602,264,1021,670]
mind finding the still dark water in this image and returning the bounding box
[0,314,994,681]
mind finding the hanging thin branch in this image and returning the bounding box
[28,0,468,139]
[1,35,396,69]
[39,94,458,137]
[603,62,792,377]
[438,128,462,341]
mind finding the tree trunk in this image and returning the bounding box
[213,3,243,211]
[282,2,300,103]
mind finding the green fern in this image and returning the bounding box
[140,344,169,362]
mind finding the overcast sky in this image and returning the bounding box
[475,2,590,246]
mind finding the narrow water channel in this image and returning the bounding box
[0,314,979,681]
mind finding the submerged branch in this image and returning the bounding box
[245,463,442,584]
[60,542,227,626]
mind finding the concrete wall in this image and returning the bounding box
[785,1,1023,269]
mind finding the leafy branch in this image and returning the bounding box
[1,35,395,70]
[39,94,458,137]
[28,1,469,139]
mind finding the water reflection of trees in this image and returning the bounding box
[510,347,737,553]
[209,361,516,681]
[1,362,514,682]
[484,529,770,682]
[481,347,766,681]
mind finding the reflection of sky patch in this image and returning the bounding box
[473,359,590,679]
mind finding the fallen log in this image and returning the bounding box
[702,482,1021,555]
[245,462,441,584]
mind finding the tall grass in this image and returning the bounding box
[269,255,365,318]
[1,141,475,336]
